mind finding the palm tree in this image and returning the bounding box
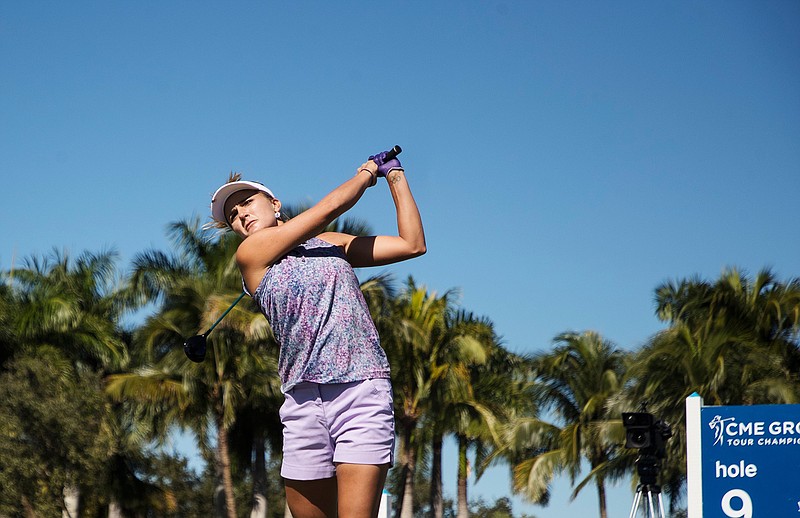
[109,218,280,518]
[102,403,181,518]
[381,284,507,518]
[492,331,627,518]
[423,310,509,518]
[456,339,533,518]
[626,267,800,504]
[4,249,129,515]
[108,325,278,518]
[654,267,800,397]
[379,278,454,518]
[11,249,128,369]
[228,394,285,518]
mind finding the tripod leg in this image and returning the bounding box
[628,487,643,518]
[646,489,656,518]
[657,492,666,518]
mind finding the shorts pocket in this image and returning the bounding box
[365,378,394,405]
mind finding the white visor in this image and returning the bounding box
[210,180,275,223]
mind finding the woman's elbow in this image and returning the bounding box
[411,242,427,258]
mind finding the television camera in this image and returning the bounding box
[622,403,673,518]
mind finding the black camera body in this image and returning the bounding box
[622,411,672,459]
[623,405,672,511]
[623,409,673,487]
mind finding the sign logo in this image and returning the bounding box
[706,414,800,447]
[709,415,735,446]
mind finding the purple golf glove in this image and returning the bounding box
[369,150,403,177]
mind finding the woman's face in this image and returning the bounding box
[225,189,280,238]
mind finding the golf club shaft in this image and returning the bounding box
[204,291,247,335]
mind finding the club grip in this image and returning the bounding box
[384,145,402,161]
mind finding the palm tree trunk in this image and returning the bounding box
[62,483,79,518]
[596,478,607,518]
[392,429,406,518]
[21,496,37,518]
[400,445,417,518]
[394,423,417,518]
[217,417,238,518]
[456,436,469,518]
[429,433,443,518]
[250,434,268,518]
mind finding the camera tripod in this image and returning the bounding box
[627,455,667,518]
[628,483,666,518]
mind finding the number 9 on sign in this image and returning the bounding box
[721,489,752,518]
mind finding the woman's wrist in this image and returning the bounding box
[386,168,405,185]
[358,167,378,186]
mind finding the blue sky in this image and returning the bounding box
[2,2,798,516]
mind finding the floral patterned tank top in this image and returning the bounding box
[250,237,390,392]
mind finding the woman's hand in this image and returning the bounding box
[369,150,403,177]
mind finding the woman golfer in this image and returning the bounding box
[210,149,425,518]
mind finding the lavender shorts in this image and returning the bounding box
[279,378,395,480]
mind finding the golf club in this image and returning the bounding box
[184,291,247,362]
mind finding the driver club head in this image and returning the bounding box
[182,291,246,363]
[183,334,207,362]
